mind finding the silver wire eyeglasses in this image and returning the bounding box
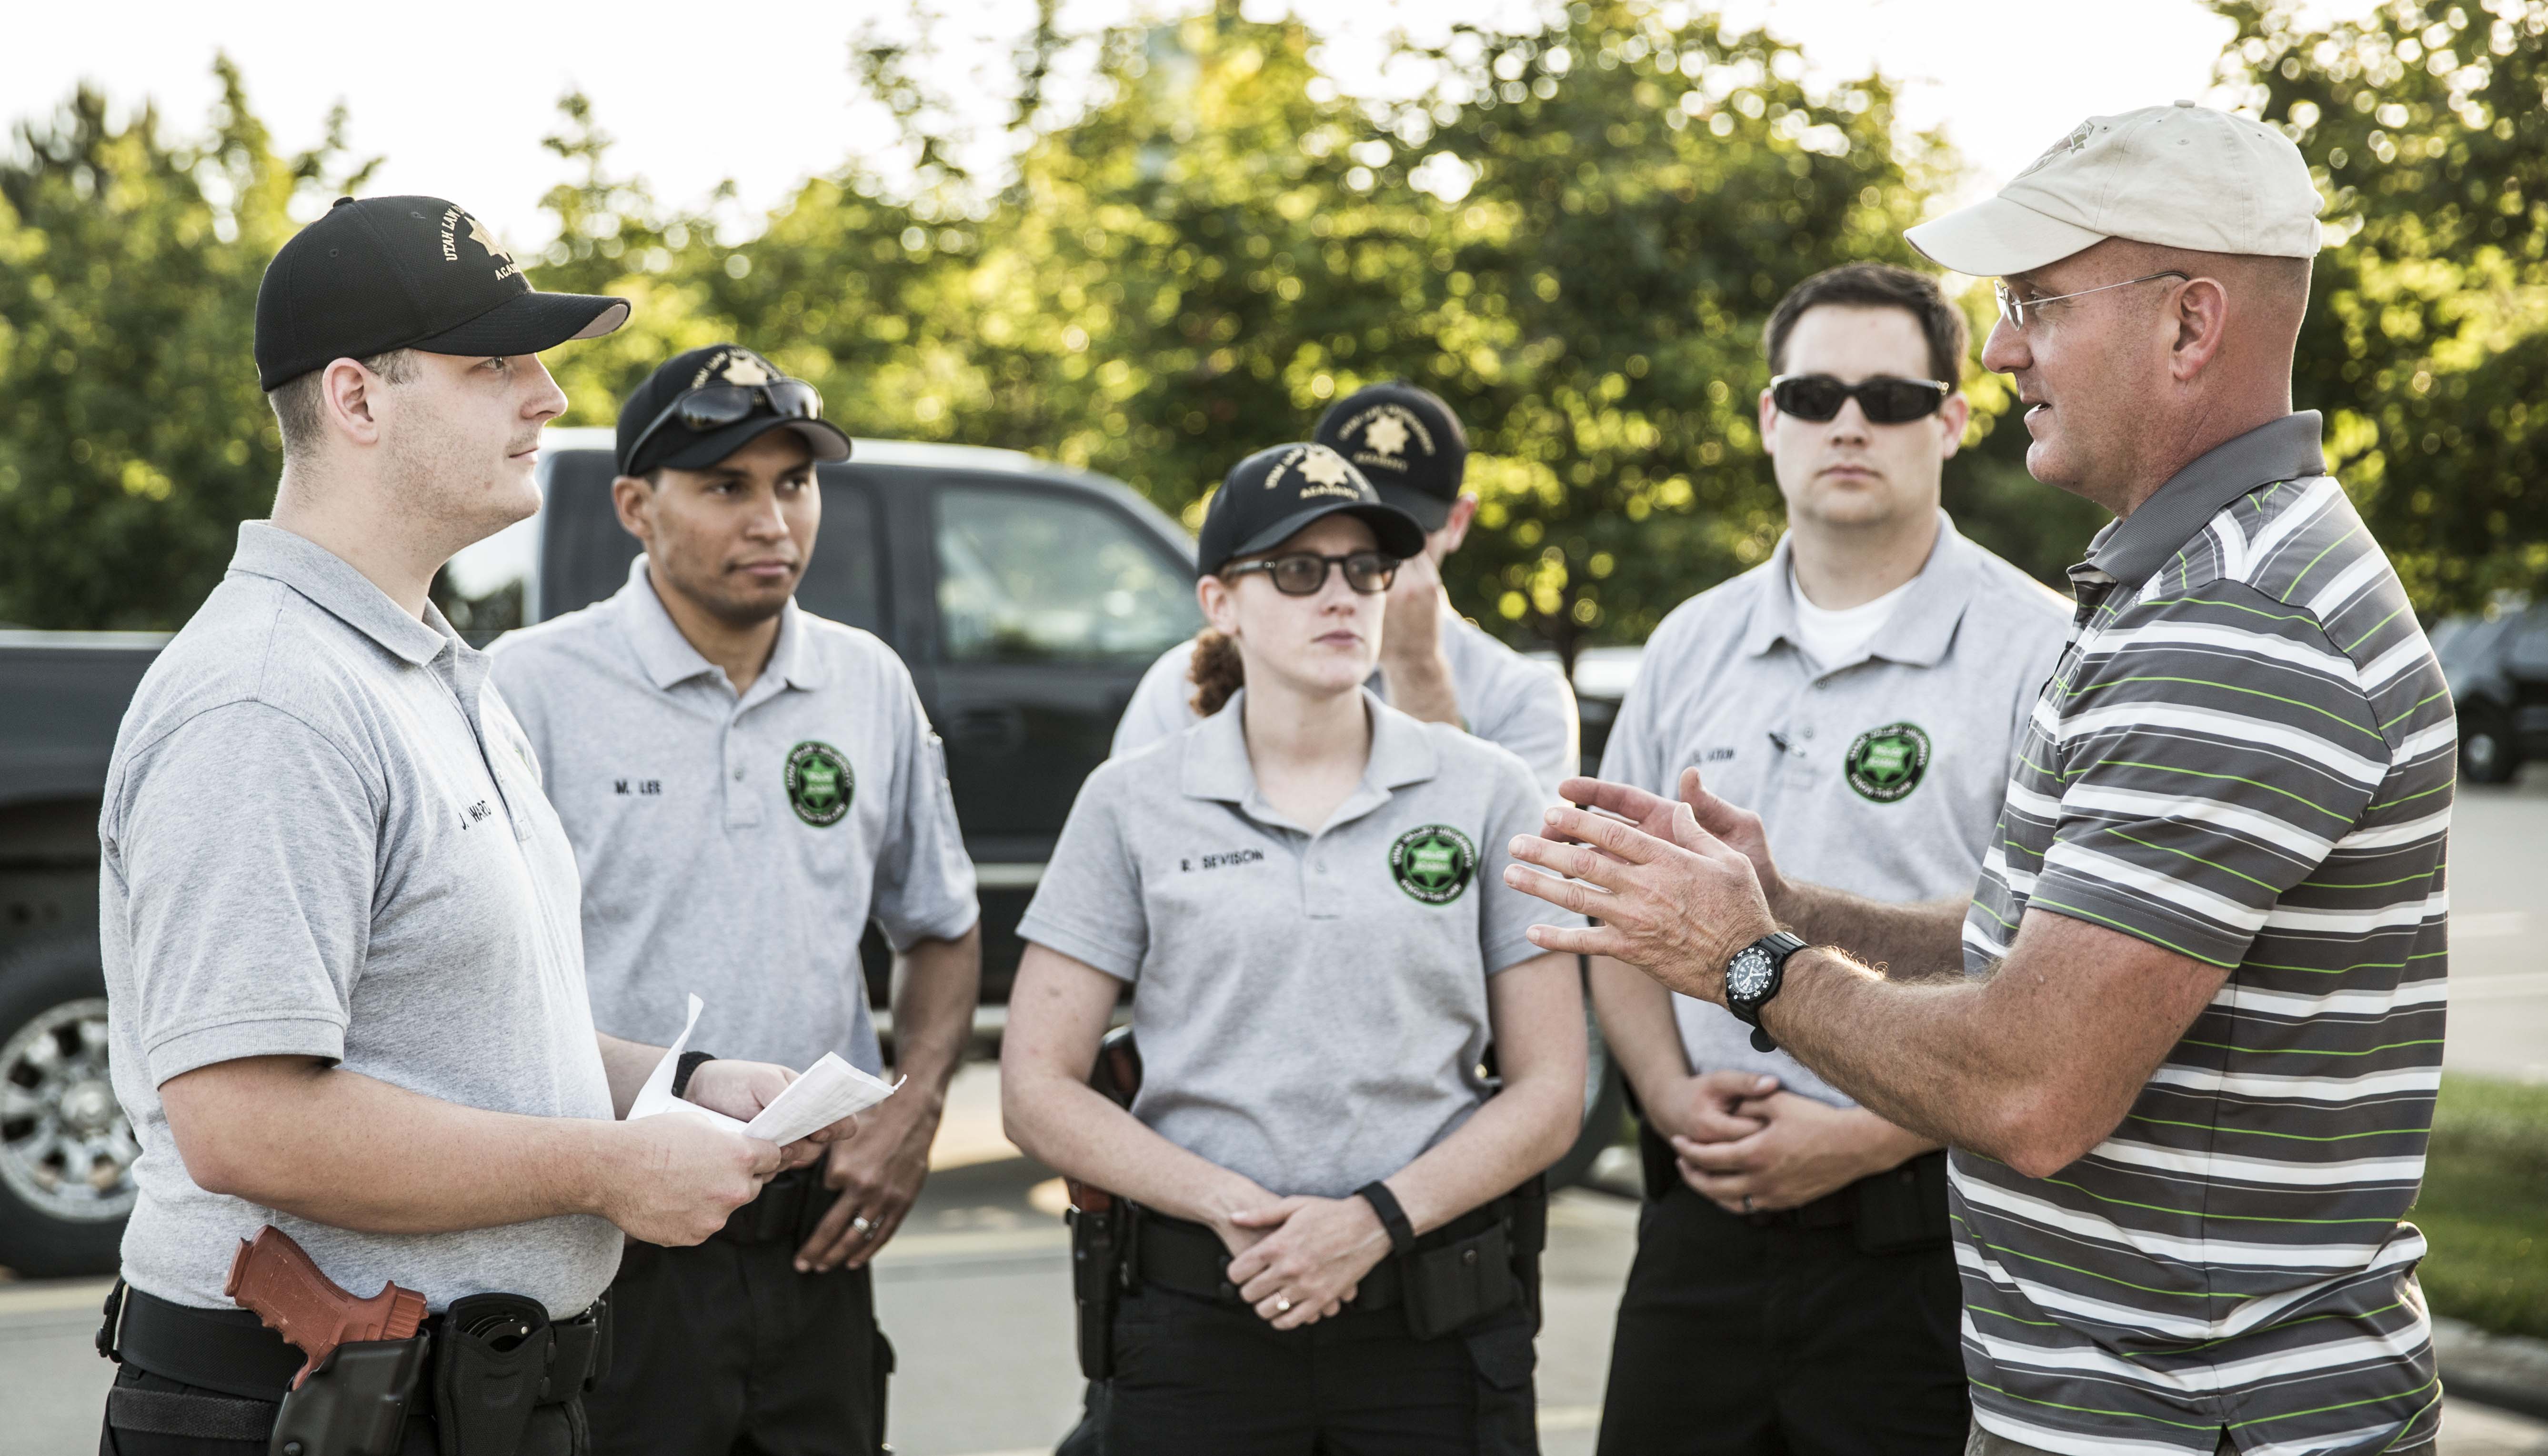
[1993,270,2188,330]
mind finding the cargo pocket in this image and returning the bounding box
[1461,1315,1538,1456]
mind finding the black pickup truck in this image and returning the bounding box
[0,428,1624,1276]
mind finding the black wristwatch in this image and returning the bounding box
[1724,932,1808,1053]
[671,1050,719,1100]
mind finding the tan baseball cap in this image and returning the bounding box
[1906,101,2323,278]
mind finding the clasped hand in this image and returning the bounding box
[1219,1195,1391,1331]
[1501,768,1783,1005]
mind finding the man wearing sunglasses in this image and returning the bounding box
[1110,381,1579,801]
[489,345,983,1456]
[1509,105,2452,1456]
[1587,262,2067,1456]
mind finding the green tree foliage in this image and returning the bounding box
[0,59,374,628]
[2213,0,2548,611]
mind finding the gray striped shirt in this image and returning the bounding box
[1956,412,2451,1456]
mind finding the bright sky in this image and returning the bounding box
[7,0,2307,249]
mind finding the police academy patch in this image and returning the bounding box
[1844,722,1931,804]
[784,740,855,827]
[1389,824,1477,905]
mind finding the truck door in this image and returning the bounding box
[920,479,1200,867]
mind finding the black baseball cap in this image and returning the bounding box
[1196,442,1426,578]
[1313,382,1469,532]
[614,345,854,478]
[253,196,629,391]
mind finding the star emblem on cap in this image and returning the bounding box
[1299,448,1353,488]
[1362,414,1411,458]
[717,353,773,386]
[464,215,513,266]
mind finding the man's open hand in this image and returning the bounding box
[1503,774,1781,1004]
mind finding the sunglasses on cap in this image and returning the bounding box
[626,378,825,467]
[1219,551,1400,596]
[1769,374,1954,425]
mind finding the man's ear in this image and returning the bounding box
[2169,278,2231,382]
[611,474,656,546]
[1936,393,1970,462]
[1757,387,1780,459]
[321,358,385,448]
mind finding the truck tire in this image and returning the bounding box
[2459,700,2521,784]
[0,932,136,1277]
[1546,1000,1628,1191]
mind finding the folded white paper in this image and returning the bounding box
[630,994,900,1143]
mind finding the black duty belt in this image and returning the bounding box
[102,1281,605,1405]
[1131,1194,1516,1313]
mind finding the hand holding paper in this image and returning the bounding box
[630,995,901,1147]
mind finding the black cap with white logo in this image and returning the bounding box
[1196,442,1427,578]
[253,195,630,391]
[1313,382,1468,532]
[615,344,853,478]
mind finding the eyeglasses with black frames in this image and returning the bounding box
[1218,551,1400,596]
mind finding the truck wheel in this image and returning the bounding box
[1546,1001,1627,1191]
[0,933,136,1277]
[2459,700,2520,785]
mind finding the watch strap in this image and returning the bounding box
[1355,1181,1417,1256]
[671,1050,718,1100]
[1728,931,1809,1053]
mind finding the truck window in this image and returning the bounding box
[935,487,1199,663]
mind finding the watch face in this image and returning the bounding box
[1727,947,1772,1002]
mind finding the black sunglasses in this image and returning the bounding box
[627,379,824,466]
[1219,551,1400,596]
[1769,374,1954,425]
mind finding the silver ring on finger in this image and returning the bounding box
[851,1215,873,1236]
[1274,1296,1294,1314]
[1740,1195,1755,1214]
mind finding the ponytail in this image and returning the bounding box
[1188,628,1244,718]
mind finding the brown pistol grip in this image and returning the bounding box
[223,1226,428,1387]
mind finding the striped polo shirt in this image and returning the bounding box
[1956,411,2453,1456]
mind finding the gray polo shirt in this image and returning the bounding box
[100,523,620,1316]
[1021,690,1581,1197]
[1111,598,1581,801]
[488,557,978,1075]
[1599,514,2069,1105]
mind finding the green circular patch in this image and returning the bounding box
[1389,824,1477,905]
[1844,722,1932,804]
[784,740,855,827]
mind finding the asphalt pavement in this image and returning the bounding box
[4,769,2542,1454]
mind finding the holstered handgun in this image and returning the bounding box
[1066,1026,1143,1380]
[225,1226,430,1456]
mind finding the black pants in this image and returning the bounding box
[1596,1183,1968,1456]
[96,1362,583,1456]
[1100,1284,1536,1456]
[583,1174,891,1456]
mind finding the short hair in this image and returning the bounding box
[267,349,417,461]
[1765,263,1970,387]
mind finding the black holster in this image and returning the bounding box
[1400,1177,1545,1340]
[271,1335,432,1456]
[1067,1200,1132,1379]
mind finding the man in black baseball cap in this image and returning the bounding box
[94,201,876,1456]
[492,343,980,1456]
[1111,381,1580,805]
